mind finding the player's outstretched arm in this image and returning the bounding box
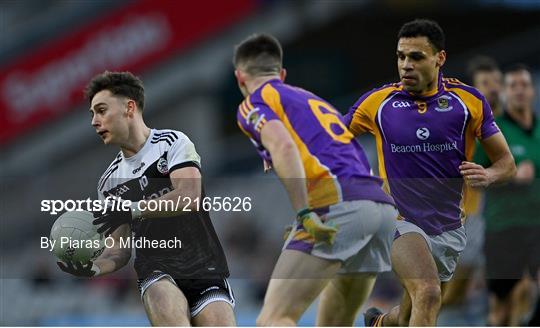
[460,133,516,188]
[58,223,131,277]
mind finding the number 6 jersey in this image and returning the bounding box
[236,79,394,209]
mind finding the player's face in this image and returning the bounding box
[505,70,535,112]
[90,90,130,145]
[397,37,446,94]
[473,70,503,109]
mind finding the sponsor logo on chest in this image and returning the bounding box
[416,127,430,140]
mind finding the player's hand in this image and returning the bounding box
[92,202,133,236]
[57,260,98,277]
[459,161,493,188]
[298,210,338,244]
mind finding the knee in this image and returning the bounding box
[413,283,442,308]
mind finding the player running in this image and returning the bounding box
[234,33,397,326]
[57,71,235,326]
[344,19,516,326]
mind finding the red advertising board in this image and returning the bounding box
[0,0,256,144]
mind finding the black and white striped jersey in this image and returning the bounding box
[97,128,229,279]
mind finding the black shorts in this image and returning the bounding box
[137,271,235,317]
[485,226,540,299]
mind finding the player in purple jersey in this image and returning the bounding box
[344,20,516,326]
[234,34,397,325]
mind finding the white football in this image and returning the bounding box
[50,210,105,263]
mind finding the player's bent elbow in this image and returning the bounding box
[275,140,297,156]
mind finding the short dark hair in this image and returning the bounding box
[398,19,445,52]
[233,33,283,76]
[505,63,531,75]
[84,71,145,111]
[467,55,500,81]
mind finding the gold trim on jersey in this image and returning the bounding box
[349,85,402,192]
[260,83,341,208]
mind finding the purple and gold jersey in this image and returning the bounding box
[237,79,394,209]
[344,74,500,235]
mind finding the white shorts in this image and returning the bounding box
[395,220,467,282]
[284,200,398,273]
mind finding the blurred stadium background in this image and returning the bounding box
[1,0,539,325]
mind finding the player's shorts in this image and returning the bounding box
[284,200,398,273]
[137,271,235,317]
[459,214,485,267]
[485,225,540,299]
[395,220,466,282]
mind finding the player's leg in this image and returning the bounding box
[316,273,377,326]
[375,291,412,327]
[190,278,236,326]
[364,289,411,326]
[441,265,474,305]
[367,224,467,327]
[387,232,441,326]
[256,249,341,326]
[141,275,191,326]
[192,302,236,326]
[318,202,397,326]
[442,215,484,306]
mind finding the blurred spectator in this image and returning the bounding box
[467,55,504,117]
[476,64,540,326]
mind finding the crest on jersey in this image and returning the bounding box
[246,107,260,126]
[248,112,259,125]
[157,157,169,175]
[435,96,453,112]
